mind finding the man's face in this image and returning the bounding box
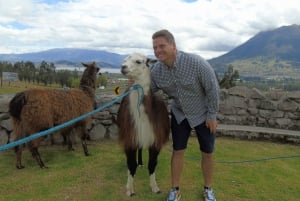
[152,36,176,63]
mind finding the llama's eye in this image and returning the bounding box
[136,60,142,64]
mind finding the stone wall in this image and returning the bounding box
[218,86,300,130]
[0,86,299,146]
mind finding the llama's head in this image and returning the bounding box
[80,62,101,90]
[121,53,156,81]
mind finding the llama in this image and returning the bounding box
[117,53,170,196]
[8,62,100,169]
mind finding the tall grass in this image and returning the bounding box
[0,137,299,201]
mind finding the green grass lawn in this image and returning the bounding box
[0,137,299,201]
[0,81,61,94]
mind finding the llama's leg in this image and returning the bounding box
[81,137,89,156]
[50,134,55,145]
[6,130,12,144]
[12,126,25,169]
[125,149,138,196]
[28,141,47,169]
[14,145,25,169]
[137,147,143,167]
[61,128,74,151]
[80,127,90,156]
[66,134,74,151]
[148,146,160,194]
[62,133,67,145]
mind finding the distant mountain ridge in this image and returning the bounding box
[0,48,127,68]
[209,24,300,77]
[1,24,300,77]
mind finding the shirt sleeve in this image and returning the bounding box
[198,59,220,121]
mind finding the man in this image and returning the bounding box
[150,29,219,201]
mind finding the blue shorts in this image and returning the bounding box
[171,113,216,153]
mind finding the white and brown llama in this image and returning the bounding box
[117,53,170,196]
[8,62,100,169]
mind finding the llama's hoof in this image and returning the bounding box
[16,165,25,169]
[126,191,135,197]
[126,188,135,197]
[40,165,48,169]
[151,186,161,194]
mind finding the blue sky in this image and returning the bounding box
[37,0,70,4]
[40,0,200,3]
[182,0,198,2]
[0,0,300,59]
[6,21,31,30]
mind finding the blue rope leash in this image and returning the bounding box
[0,84,144,152]
[183,150,300,164]
[135,84,144,116]
[216,154,300,164]
[2,84,298,164]
[168,146,300,164]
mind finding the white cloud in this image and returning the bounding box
[0,0,300,59]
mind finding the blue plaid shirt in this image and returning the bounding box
[151,51,220,128]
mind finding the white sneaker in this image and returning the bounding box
[167,189,181,201]
[203,188,216,201]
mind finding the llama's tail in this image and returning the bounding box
[9,92,26,120]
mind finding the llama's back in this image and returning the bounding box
[48,89,94,123]
[10,88,94,135]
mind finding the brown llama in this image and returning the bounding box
[117,53,170,196]
[8,62,100,169]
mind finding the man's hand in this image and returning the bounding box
[205,120,218,134]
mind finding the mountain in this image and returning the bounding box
[209,24,300,78]
[1,25,300,77]
[0,48,127,68]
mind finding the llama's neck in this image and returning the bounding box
[128,75,154,148]
[79,74,97,101]
[80,85,96,100]
[133,72,151,93]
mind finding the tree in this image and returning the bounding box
[37,61,56,86]
[219,64,239,89]
[48,62,56,85]
[24,61,36,83]
[0,61,14,87]
[56,70,72,87]
[98,74,107,87]
[13,62,25,81]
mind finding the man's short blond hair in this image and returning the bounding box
[152,29,176,45]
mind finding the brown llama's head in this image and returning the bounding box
[80,62,101,90]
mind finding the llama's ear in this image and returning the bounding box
[146,58,157,67]
[81,62,88,68]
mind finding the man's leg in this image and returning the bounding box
[194,122,215,187]
[171,149,185,188]
[170,113,191,188]
[201,152,214,187]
